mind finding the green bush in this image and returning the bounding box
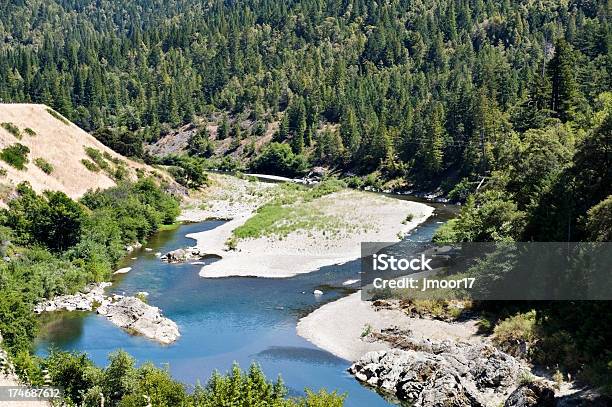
[492,311,537,357]
[24,127,36,136]
[1,122,21,139]
[81,159,99,172]
[84,147,110,170]
[34,158,53,174]
[251,142,308,177]
[0,143,30,170]
[162,154,209,188]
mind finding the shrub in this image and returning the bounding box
[34,158,54,174]
[46,108,70,125]
[492,310,537,357]
[162,155,209,188]
[81,159,99,172]
[1,122,21,139]
[24,127,36,136]
[0,143,30,170]
[113,165,129,181]
[361,323,373,337]
[251,142,308,176]
[84,147,110,170]
[0,167,6,177]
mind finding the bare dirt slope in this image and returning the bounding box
[0,104,160,201]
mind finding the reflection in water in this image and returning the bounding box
[38,312,88,346]
[36,204,450,407]
[255,346,347,366]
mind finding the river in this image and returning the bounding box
[35,198,455,406]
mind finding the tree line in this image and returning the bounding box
[0,0,609,184]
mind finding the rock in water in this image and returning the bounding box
[113,267,132,275]
[161,247,204,263]
[504,380,555,407]
[34,282,112,313]
[97,296,180,344]
[349,339,525,407]
[313,289,323,296]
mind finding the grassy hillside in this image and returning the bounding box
[0,104,169,201]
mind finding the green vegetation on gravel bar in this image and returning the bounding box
[231,179,346,241]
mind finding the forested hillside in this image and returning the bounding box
[0,0,610,185]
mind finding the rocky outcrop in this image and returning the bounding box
[97,296,180,344]
[34,282,112,313]
[161,247,205,263]
[34,283,179,345]
[349,337,525,407]
[504,380,555,407]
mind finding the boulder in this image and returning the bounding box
[504,380,555,407]
[349,338,526,407]
[161,247,204,263]
[97,296,180,344]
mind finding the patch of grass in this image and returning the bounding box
[228,180,347,242]
[158,223,181,231]
[361,323,373,338]
[46,108,70,125]
[492,310,537,357]
[0,143,30,170]
[401,213,414,224]
[1,122,22,139]
[81,159,99,172]
[24,127,36,136]
[226,236,238,250]
[518,371,536,385]
[34,158,54,174]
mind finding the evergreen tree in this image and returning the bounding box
[218,115,230,140]
[547,39,579,122]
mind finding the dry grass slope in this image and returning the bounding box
[0,104,160,202]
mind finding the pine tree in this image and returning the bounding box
[547,39,579,122]
[340,107,360,157]
[217,115,230,140]
[275,114,289,142]
[291,130,304,154]
[418,103,445,177]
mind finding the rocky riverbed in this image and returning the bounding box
[34,284,179,344]
[97,296,180,345]
[349,334,525,406]
[34,282,112,313]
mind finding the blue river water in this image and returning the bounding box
[35,201,453,406]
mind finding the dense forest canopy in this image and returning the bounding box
[0,0,610,181]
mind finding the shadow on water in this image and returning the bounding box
[35,196,454,407]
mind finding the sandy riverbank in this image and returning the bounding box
[296,292,482,361]
[183,174,434,278]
